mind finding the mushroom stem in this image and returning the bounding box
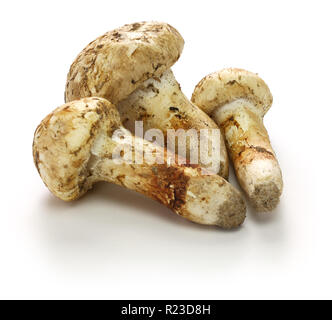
[117,70,229,178]
[87,128,245,228]
[212,99,283,211]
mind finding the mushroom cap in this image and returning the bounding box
[33,97,120,201]
[65,22,184,104]
[192,68,273,117]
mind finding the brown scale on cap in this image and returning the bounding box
[192,68,283,212]
[33,97,246,229]
[65,22,184,104]
[65,22,229,179]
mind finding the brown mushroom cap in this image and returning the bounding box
[65,22,184,104]
[192,68,273,117]
[33,97,120,201]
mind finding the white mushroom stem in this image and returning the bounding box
[212,99,283,211]
[117,70,229,178]
[85,127,245,228]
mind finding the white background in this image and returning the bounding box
[0,0,330,299]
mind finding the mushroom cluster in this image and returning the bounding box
[33,21,283,229]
